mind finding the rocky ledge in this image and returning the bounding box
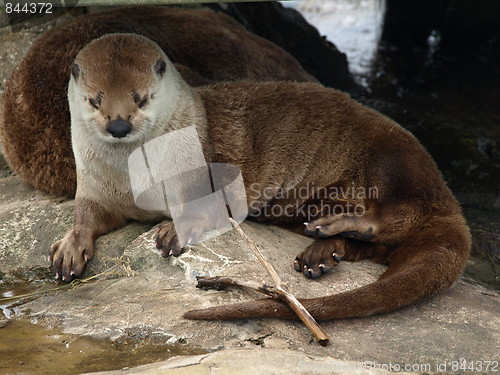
[1,175,498,374]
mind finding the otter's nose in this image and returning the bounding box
[106,119,132,138]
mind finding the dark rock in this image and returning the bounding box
[472,231,500,264]
[440,0,500,48]
[382,0,449,45]
[383,0,500,49]
[462,206,500,289]
[465,207,500,263]
[0,153,13,178]
[208,1,355,92]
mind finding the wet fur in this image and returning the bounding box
[0,5,315,197]
[53,34,470,321]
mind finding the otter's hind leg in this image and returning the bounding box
[295,212,382,278]
[294,237,378,278]
[184,215,470,321]
[304,214,379,241]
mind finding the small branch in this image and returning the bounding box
[196,275,330,346]
[0,256,134,303]
[229,219,282,286]
[196,276,280,299]
[228,218,330,346]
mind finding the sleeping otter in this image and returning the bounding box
[0,5,316,197]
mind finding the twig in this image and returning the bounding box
[196,276,280,299]
[0,256,134,303]
[196,276,330,341]
[228,218,330,346]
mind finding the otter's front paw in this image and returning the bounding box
[294,238,345,279]
[155,218,208,257]
[49,230,94,281]
[155,221,183,257]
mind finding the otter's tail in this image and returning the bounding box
[184,218,470,321]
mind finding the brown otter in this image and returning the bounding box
[0,5,316,198]
[50,34,470,322]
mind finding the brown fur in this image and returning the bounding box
[180,82,470,320]
[51,35,470,322]
[185,83,470,320]
[0,6,315,197]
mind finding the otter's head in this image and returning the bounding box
[69,34,179,143]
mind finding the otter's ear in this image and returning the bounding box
[71,63,80,80]
[154,59,167,77]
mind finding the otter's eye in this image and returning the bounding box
[138,97,148,109]
[89,97,99,110]
[131,90,148,109]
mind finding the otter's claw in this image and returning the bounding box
[294,238,347,279]
[156,221,183,257]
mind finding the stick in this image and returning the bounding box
[196,275,331,346]
[196,276,280,299]
[228,218,330,346]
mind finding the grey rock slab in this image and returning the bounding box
[0,177,73,276]
[83,348,417,375]
[0,176,152,279]
[0,154,12,178]
[1,178,499,371]
[0,9,84,91]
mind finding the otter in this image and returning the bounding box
[0,5,316,198]
[50,34,470,322]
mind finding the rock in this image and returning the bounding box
[1,176,498,370]
[83,348,416,375]
[382,0,449,45]
[0,153,12,178]
[382,0,500,48]
[465,207,500,262]
[0,176,73,277]
[439,0,500,48]
[0,176,153,280]
[462,207,500,289]
[0,9,84,92]
[1,6,498,373]
[0,316,8,328]
[208,1,355,92]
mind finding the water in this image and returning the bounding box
[0,319,206,375]
[284,0,386,80]
[0,282,206,375]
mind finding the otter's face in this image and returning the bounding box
[69,35,173,144]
